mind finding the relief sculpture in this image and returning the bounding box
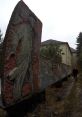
[2,1,42,105]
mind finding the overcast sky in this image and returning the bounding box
[0,0,82,49]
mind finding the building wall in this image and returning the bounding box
[60,44,72,66]
[72,52,77,68]
[41,41,74,67]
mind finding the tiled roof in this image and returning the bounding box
[41,39,66,45]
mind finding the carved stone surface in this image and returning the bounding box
[40,58,71,91]
[1,0,42,106]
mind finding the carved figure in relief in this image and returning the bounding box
[5,12,36,100]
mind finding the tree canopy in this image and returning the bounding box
[0,29,2,43]
[40,44,62,68]
[76,32,82,70]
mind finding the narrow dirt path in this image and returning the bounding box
[25,74,82,117]
[63,74,82,117]
[27,76,75,117]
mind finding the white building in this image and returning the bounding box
[41,39,76,67]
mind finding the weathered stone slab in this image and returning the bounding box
[1,0,42,106]
[40,58,71,91]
